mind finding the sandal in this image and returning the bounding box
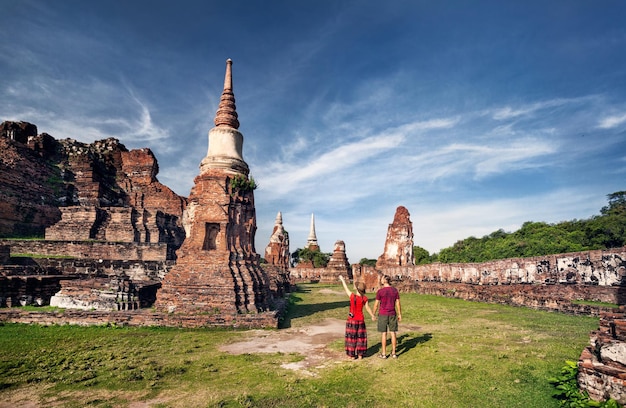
[379,354,387,359]
[391,354,398,359]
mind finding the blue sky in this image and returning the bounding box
[1,1,625,262]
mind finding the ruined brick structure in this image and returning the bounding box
[578,306,626,405]
[290,239,353,284]
[263,212,292,296]
[45,142,186,256]
[319,240,352,283]
[377,205,415,268]
[0,60,284,327]
[0,120,186,253]
[50,276,141,311]
[357,248,626,290]
[264,212,290,269]
[0,122,62,237]
[155,59,272,315]
[0,121,187,311]
[0,238,172,309]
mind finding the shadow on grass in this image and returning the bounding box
[366,332,433,357]
[279,299,347,329]
[279,286,347,329]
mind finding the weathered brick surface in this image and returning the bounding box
[578,306,626,404]
[0,122,186,254]
[50,276,140,311]
[155,60,272,317]
[1,239,168,261]
[321,240,352,283]
[0,276,63,308]
[0,308,280,329]
[0,253,173,308]
[290,267,322,282]
[377,205,415,267]
[156,171,271,314]
[264,212,290,269]
[0,126,62,237]
[351,246,626,309]
[262,264,292,298]
[0,121,37,144]
[361,247,626,288]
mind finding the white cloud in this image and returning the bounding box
[598,112,626,129]
[258,132,405,195]
[490,96,598,121]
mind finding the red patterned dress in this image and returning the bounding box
[345,293,368,358]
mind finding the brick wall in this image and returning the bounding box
[1,239,169,261]
[366,247,626,287]
[0,308,280,329]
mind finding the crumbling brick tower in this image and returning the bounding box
[156,59,270,314]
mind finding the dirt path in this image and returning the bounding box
[219,317,424,376]
[219,318,347,376]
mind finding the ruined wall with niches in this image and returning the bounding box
[1,257,173,281]
[389,281,621,315]
[290,267,323,283]
[357,247,626,289]
[1,239,169,262]
[0,256,174,307]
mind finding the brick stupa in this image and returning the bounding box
[155,59,271,314]
[376,205,415,267]
[264,212,290,269]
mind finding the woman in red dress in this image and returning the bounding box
[339,275,375,360]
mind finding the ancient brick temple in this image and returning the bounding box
[263,212,292,296]
[264,212,290,269]
[321,240,352,283]
[155,59,271,314]
[376,205,415,268]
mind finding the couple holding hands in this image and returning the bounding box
[338,274,402,360]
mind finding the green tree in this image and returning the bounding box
[413,246,431,265]
[292,247,330,268]
[359,258,377,266]
[433,190,626,263]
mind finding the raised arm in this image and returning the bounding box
[338,275,352,297]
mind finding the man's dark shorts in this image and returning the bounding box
[377,314,398,332]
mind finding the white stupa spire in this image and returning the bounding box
[200,58,249,176]
[306,213,318,247]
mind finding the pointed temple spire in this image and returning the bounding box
[306,213,318,247]
[214,58,240,129]
[201,58,248,176]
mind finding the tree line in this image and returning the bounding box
[414,191,626,264]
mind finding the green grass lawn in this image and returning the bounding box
[0,283,599,407]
